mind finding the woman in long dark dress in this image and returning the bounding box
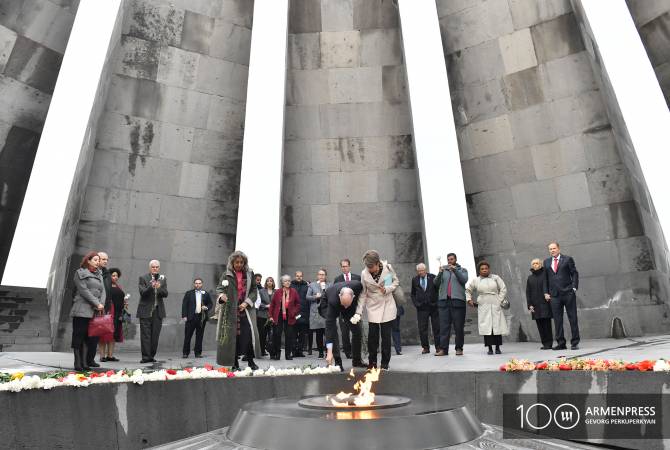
[99,268,127,361]
[526,259,553,349]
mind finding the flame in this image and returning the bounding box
[328,368,381,407]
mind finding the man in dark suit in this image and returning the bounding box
[181,277,213,358]
[324,280,366,370]
[543,242,580,350]
[410,263,440,354]
[137,259,168,363]
[333,259,361,359]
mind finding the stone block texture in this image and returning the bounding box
[437,0,670,342]
[51,0,254,352]
[281,0,424,344]
[628,0,670,109]
[0,0,78,281]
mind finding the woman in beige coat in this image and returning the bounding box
[353,250,398,370]
[466,260,509,355]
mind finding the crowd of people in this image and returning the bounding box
[70,241,580,372]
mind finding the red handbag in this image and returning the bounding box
[88,311,114,337]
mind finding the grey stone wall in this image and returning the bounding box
[280,0,426,344]
[53,0,255,352]
[627,0,670,109]
[437,0,670,342]
[0,0,78,279]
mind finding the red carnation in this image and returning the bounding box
[559,363,572,370]
[226,372,235,378]
[204,364,214,371]
[499,364,507,372]
[535,361,548,370]
[166,369,177,375]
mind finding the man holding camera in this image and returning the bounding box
[434,253,468,356]
[138,259,168,363]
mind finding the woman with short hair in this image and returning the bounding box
[526,258,553,349]
[99,268,128,362]
[268,275,301,360]
[257,277,275,357]
[466,261,509,355]
[71,251,105,371]
[354,250,399,370]
[306,268,329,358]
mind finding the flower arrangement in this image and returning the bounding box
[0,364,341,393]
[500,358,669,372]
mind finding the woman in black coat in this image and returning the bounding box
[526,259,553,349]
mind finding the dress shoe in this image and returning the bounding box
[107,356,119,362]
[455,349,463,356]
[487,349,493,355]
[140,359,152,363]
[241,355,248,362]
[541,346,552,350]
[248,360,259,371]
[352,360,367,368]
[195,354,203,358]
[395,349,402,355]
[318,351,324,358]
[88,361,100,368]
[571,345,579,350]
[100,357,109,362]
[495,348,502,354]
[421,348,430,354]
[149,358,157,362]
[434,350,447,356]
[182,354,188,358]
[552,345,567,350]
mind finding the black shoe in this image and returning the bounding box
[487,349,493,355]
[541,346,552,350]
[107,356,119,362]
[261,352,268,357]
[495,348,502,354]
[100,356,108,362]
[140,359,152,363]
[294,352,305,358]
[73,349,83,372]
[395,349,402,355]
[241,355,248,362]
[367,362,377,370]
[571,345,579,350]
[248,360,259,371]
[88,361,100,368]
[553,345,567,350]
[421,348,430,354]
[318,351,324,358]
[352,360,367,368]
[149,358,157,362]
[182,354,188,358]
[195,354,203,358]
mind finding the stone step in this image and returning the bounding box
[0,342,52,352]
[0,328,49,336]
[0,335,52,345]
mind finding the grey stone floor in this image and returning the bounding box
[2,334,669,375]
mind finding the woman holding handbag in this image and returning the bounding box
[466,261,509,355]
[99,268,129,362]
[352,250,399,371]
[70,251,105,371]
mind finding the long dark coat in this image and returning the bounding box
[526,268,552,320]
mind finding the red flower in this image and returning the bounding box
[184,367,193,373]
[106,370,115,377]
[217,367,229,373]
[499,364,507,372]
[204,364,214,371]
[89,372,100,378]
[636,360,655,372]
[625,363,637,371]
[166,369,177,375]
[226,372,235,378]
[559,363,572,371]
[535,361,548,370]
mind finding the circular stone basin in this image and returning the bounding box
[298,394,411,410]
[226,395,483,450]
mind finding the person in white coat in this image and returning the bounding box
[466,261,509,355]
[353,250,398,370]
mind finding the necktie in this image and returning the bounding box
[421,277,426,291]
[345,273,349,282]
[552,257,558,273]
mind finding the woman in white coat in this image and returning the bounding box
[353,250,398,370]
[466,260,509,355]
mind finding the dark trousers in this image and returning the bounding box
[339,316,353,356]
[307,329,314,351]
[71,317,90,349]
[438,301,466,352]
[273,316,294,358]
[535,318,553,347]
[391,315,401,353]
[86,335,99,363]
[332,321,362,362]
[416,305,440,350]
[257,317,269,354]
[551,292,580,347]
[183,316,206,356]
[368,321,393,367]
[312,328,324,352]
[236,314,253,360]
[140,309,162,360]
[294,322,309,354]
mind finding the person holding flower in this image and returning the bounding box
[70,251,105,371]
[268,275,301,360]
[526,258,553,350]
[353,250,399,370]
[216,251,261,370]
[306,268,329,358]
[466,261,509,354]
[137,260,168,363]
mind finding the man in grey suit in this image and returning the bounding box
[138,259,168,363]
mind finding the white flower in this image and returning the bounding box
[159,274,165,280]
[653,359,670,371]
[221,280,229,287]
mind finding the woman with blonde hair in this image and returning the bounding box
[526,258,553,349]
[353,250,399,370]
